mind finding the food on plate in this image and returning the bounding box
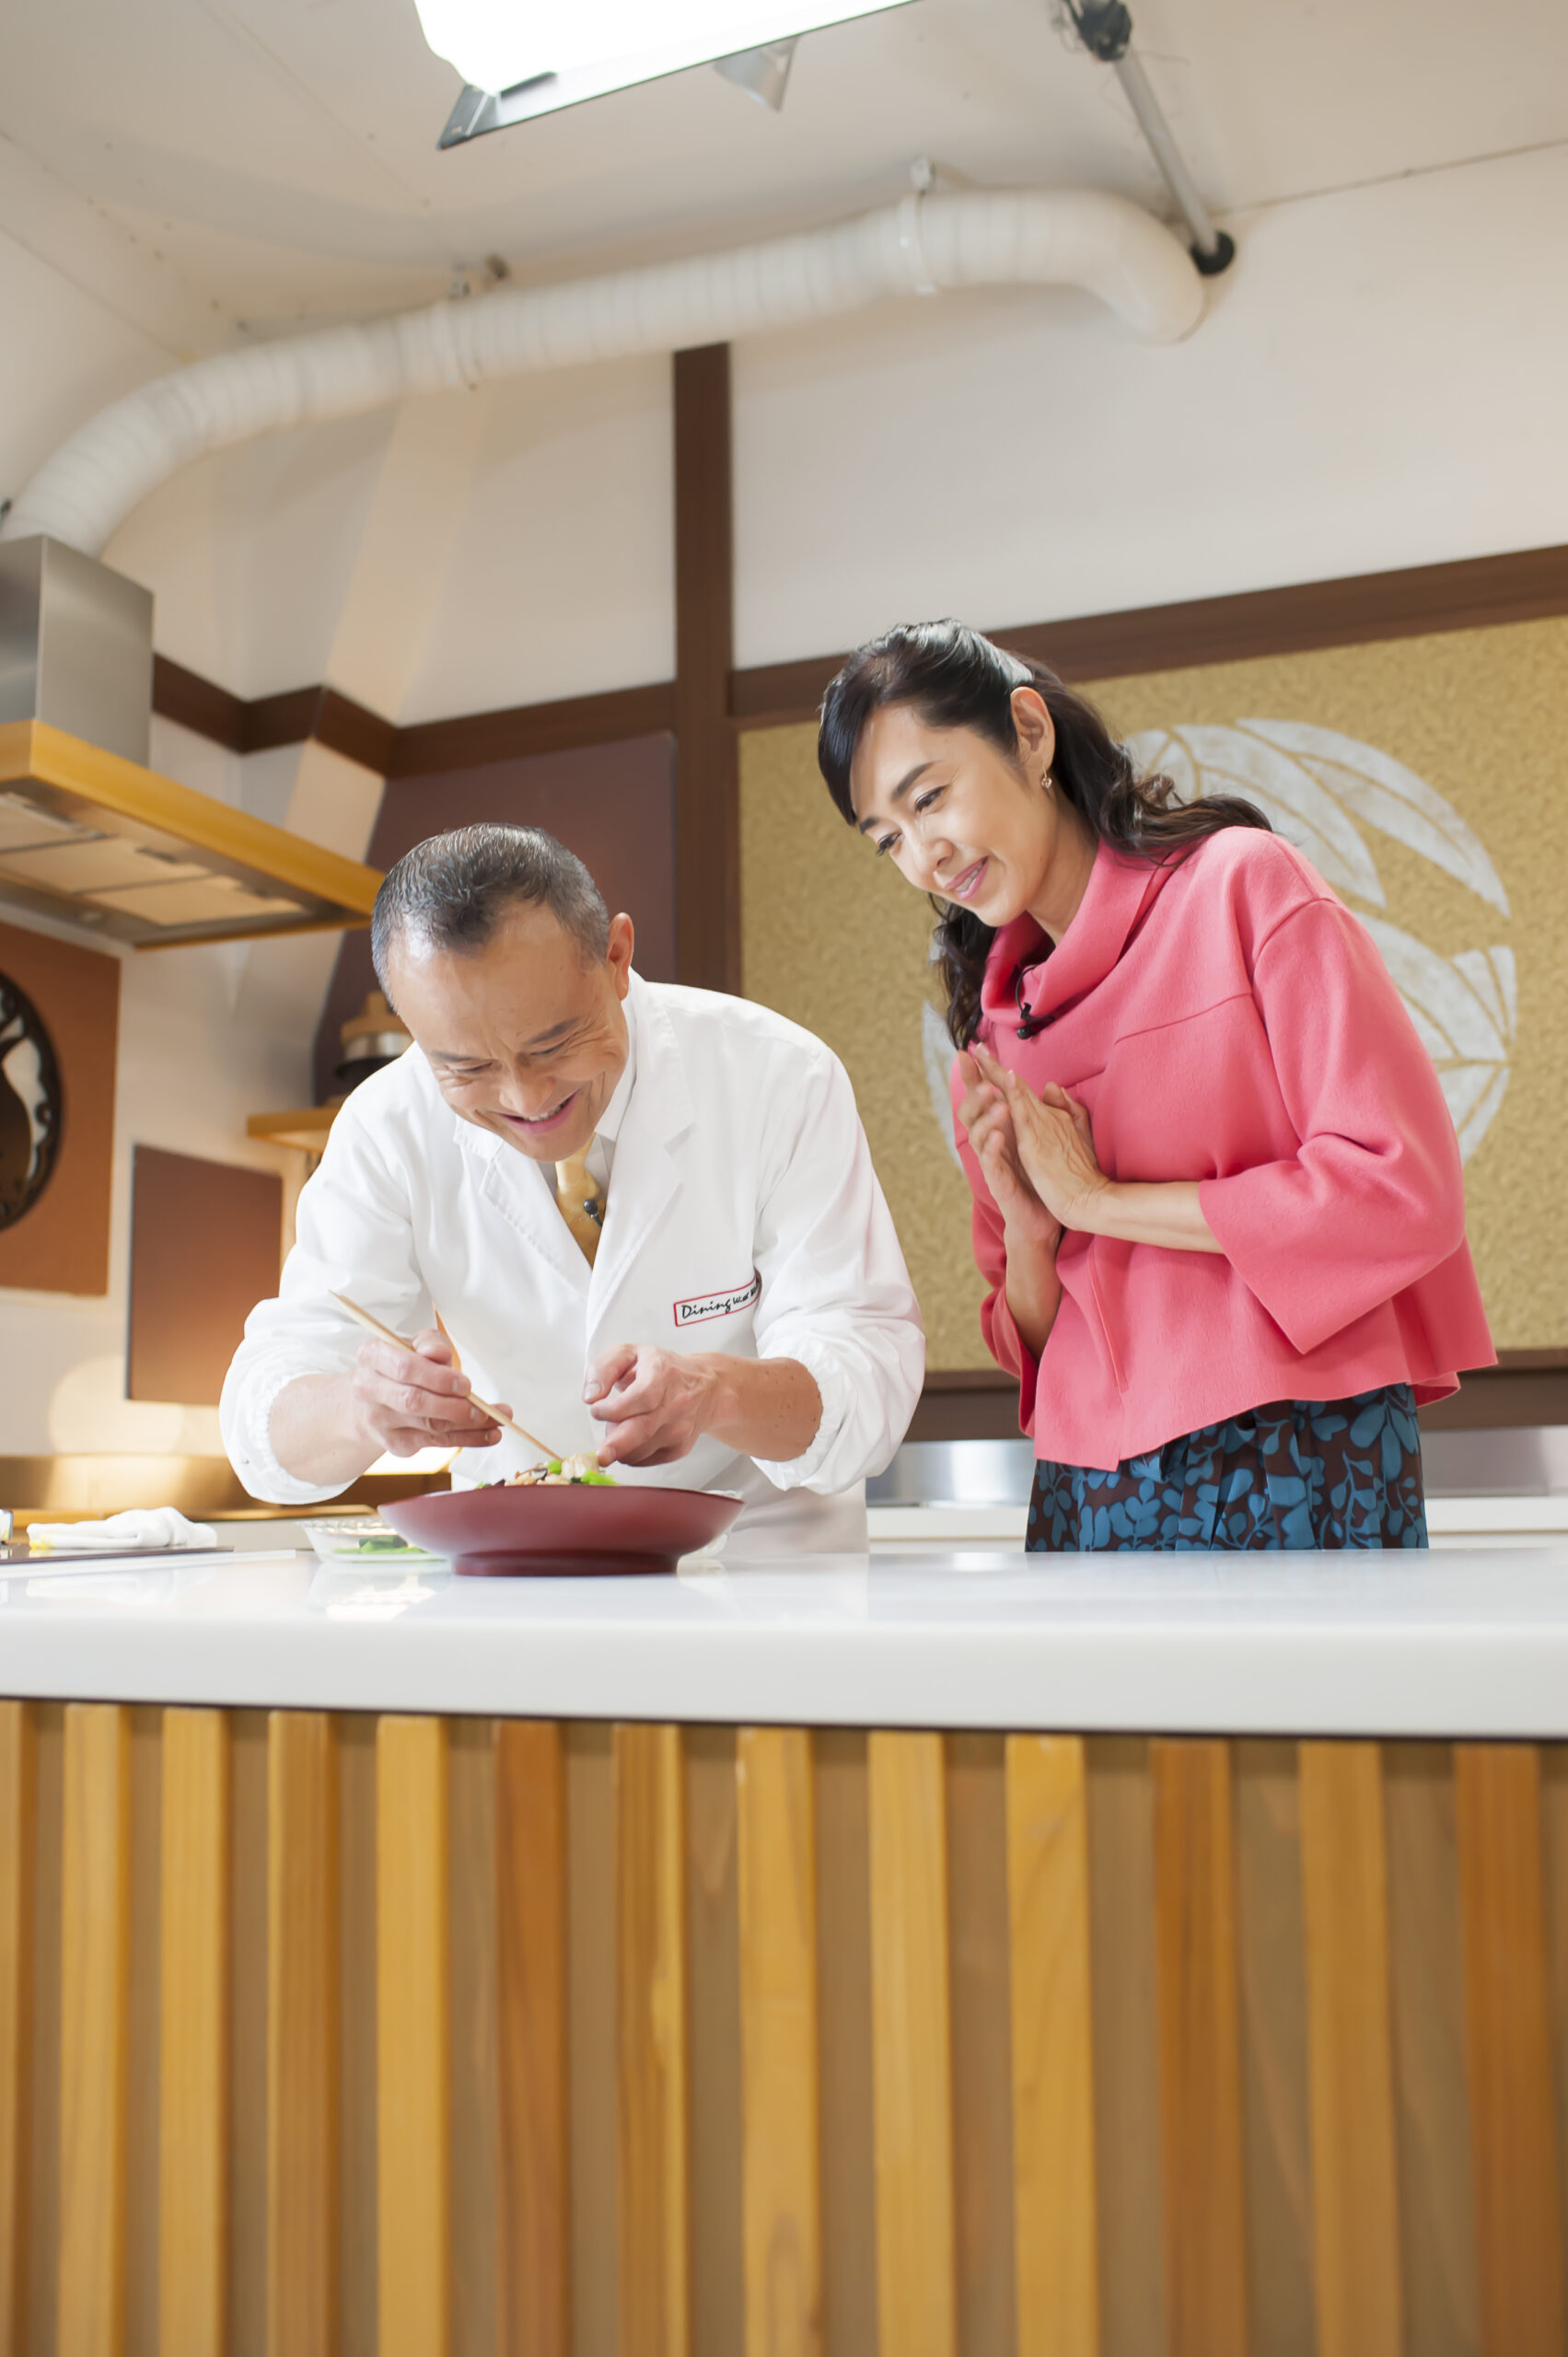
[300,1515,438,1562]
[490,1452,618,1489]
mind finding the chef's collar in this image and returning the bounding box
[980,842,1182,1038]
[561,965,640,1202]
[592,973,638,1150]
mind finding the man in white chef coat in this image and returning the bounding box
[221,823,923,1550]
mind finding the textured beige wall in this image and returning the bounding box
[738,617,1568,1366]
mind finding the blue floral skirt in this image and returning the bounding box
[1026,1386,1428,1551]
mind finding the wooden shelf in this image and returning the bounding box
[247,1103,341,1155]
[0,1452,445,1516]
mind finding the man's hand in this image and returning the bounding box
[584,1345,715,1467]
[347,1329,510,1458]
[584,1346,823,1469]
[267,1329,513,1491]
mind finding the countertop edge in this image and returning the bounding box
[2,1611,1563,1738]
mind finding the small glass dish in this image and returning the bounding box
[299,1515,442,1565]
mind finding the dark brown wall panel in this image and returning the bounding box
[156,547,1568,758]
[312,735,677,1104]
[127,1146,282,1405]
[0,918,119,1297]
[152,656,250,753]
[909,1357,1568,1438]
[391,684,676,775]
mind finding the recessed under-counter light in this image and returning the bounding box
[415,0,915,140]
[91,876,311,928]
[0,838,209,897]
[0,721,381,950]
[0,793,99,854]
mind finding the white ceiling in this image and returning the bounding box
[2,0,1564,346]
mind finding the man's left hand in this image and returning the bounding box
[584,1344,715,1466]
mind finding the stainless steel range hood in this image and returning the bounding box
[0,538,380,948]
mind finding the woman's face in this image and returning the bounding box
[847,688,1075,933]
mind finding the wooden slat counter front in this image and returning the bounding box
[3,1539,1568,2357]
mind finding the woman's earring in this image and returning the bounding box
[1042,769,1055,794]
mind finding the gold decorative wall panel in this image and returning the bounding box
[738,616,1568,1365]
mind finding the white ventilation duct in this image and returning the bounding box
[2,188,1204,558]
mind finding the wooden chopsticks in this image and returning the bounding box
[330,1291,560,1463]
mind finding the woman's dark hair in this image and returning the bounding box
[819,620,1272,1048]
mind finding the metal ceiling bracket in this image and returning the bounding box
[1063,0,1235,274]
[437,77,557,149]
[714,40,798,110]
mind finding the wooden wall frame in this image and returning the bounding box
[392,684,674,776]
[672,343,741,997]
[729,542,1568,724]
[152,657,675,779]
[144,436,1568,1431]
[152,541,1568,774]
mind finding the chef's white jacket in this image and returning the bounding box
[220,972,924,1550]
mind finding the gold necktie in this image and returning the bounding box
[554,1150,605,1265]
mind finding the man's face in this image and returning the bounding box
[386,902,634,1164]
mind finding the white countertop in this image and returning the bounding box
[5,1537,1568,1737]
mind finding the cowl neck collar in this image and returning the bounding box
[979,842,1182,1039]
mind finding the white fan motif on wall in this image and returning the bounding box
[922,720,1515,1167]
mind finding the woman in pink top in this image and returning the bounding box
[819,621,1494,1550]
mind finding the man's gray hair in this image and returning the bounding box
[371,824,610,990]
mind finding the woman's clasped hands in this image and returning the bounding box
[956,1042,1109,1235]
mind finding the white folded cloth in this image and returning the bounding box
[27,1507,218,1551]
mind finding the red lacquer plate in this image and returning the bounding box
[381,1481,746,1576]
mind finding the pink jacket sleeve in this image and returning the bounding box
[1198,897,1469,1356]
[951,1060,1040,1434]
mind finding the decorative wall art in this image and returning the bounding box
[740,616,1568,1366]
[0,917,119,1295]
[0,971,62,1230]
